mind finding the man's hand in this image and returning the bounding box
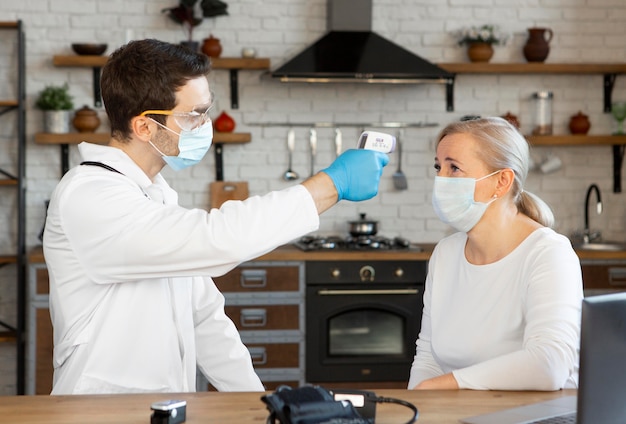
[321,149,389,202]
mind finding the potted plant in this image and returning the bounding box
[454,24,508,63]
[162,0,228,52]
[36,83,74,134]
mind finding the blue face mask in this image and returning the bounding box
[149,119,213,171]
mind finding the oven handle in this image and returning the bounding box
[317,288,419,295]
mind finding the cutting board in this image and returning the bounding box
[209,181,249,208]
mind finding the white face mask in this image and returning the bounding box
[432,170,501,233]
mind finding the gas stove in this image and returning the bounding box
[293,234,415,251]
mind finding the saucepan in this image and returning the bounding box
[348,213,378,236]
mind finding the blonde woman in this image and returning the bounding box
[409,117,582,391]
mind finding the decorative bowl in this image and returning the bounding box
[71,43,108,56]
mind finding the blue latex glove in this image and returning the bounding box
[321,149,390,202]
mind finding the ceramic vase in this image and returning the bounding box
[569,111,591,135]
[523,28,553,63]
[72,105,101,133]
[214,111,235,132]
[467,42,494,63]
[202,35,223,58]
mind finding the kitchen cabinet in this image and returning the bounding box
[26,262,52,395]
[207,261,306,390]
[27,253,306,394]
[580,259,626,296]
[0,20,27,394]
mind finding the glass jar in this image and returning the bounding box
[531,91,553,135]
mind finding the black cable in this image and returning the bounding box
[374,396,419,424]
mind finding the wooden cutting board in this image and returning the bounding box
[209,181,249,208]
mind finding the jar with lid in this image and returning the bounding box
[531,91,553,135]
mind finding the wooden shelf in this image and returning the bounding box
[52,55,271,109]
[0,331,17,343]
[211,57,271,70]
[437,62,626,74]
[35,131,251,176]
[35,132,251,145]
[52,55,270,70]
[527,135,626,146]
[53,55,108,67]
[0,179,18,186]
[0,21,19,29]
[0,100,18,107]
[437,62,626,113]
[0,254,18,265]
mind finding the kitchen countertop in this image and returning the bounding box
[0,388,576,423]
[28,243,626,264]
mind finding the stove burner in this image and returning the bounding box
[295,235,413,251]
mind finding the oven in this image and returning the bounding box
[304,258,426,385]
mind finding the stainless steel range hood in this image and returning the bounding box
[270,0,454,85]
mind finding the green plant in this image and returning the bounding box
[36,84,74,111]
[162,0,228,42]
[454,25,508,46]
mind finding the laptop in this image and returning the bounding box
[460,292,626,424]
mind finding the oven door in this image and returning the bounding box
[306,284,423,384]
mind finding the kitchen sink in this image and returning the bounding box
[573,242,626,252]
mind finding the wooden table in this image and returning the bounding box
[0,389,575,423]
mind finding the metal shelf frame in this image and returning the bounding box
[0,20,27,394]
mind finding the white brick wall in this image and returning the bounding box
[1,0,626,394]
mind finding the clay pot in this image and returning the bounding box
[72,105,101,133]
[466,42,494,63]
[569,111,591,135]
[202,35,223,58]
[501,112,520,129]
[214,111,235,132]
[523,28,553,63]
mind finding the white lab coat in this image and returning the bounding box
[43,142,319,394]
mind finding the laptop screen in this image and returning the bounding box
[577,292,626,423]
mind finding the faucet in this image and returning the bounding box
[584,184,603,243]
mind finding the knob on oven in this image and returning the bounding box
[395,267,404,278]
[359,265,375,282]
[331,268,341,278]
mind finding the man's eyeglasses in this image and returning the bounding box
[140,95,215,132]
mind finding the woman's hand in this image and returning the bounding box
[411,373,459,390]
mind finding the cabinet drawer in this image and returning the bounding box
[36,268,49,295]
[582,264,626,289]
[214,266,299,293]
[247,343,299,368]
[225,305,299,331]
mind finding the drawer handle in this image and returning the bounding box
[609,267,626,287]
[248,347,267,365]
[318,288,419,296]
[240,269,267,288]
[240,308,267,327]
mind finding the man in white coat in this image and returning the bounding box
[43,39,389,394]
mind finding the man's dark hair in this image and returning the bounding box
[100,39,211,141]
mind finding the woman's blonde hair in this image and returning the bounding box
[436,117,555,228]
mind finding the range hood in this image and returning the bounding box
[270,0,454,85]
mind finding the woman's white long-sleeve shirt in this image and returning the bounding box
[43,142,320,394]
[408,228,583,391]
